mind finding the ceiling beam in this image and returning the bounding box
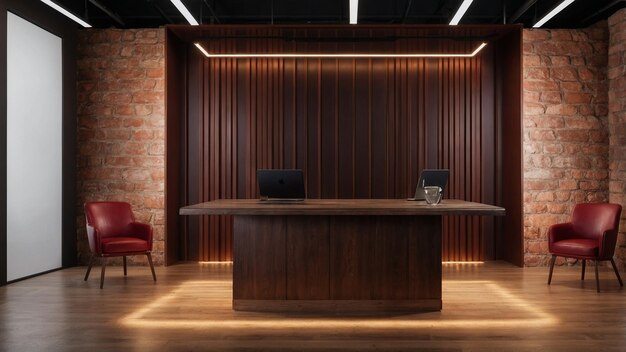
[88,0,126,27]
[146,0,174,24]
[202,0,221,24]
[401,0,414,23]
[508,0,537,24]
[581,0,625,25]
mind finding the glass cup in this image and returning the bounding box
[424,186,442,205]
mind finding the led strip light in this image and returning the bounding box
[533,0,576,28]
[194,42,487,58]
[40,0,91,27]
[449,0,474,25]
[349,0,359,24]
[170,0,199,25]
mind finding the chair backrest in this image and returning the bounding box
[571,203,622,240]
[84,201,135,238]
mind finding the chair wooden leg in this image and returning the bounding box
[595,260,600,293]
[581,259,586,281]
[610,258,623,286]
[100,257,107,289]
[548,255,556,284]
[84,254,95,281]
[123,256,127,276]
[146,253,157,282]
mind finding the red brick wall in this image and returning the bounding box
[522,25,610,266]
[609,9,626,268]
[76,29,165,265]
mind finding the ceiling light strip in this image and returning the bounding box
[449,0,474,25]
[532,0,575,28]
[40,0,92,28]
[349,0,359,24]
[194,42,487,58]
[170,0,199,25]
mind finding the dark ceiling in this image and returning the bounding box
[55,0,625,29]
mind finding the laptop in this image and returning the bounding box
[408,169,449,201]
[257,169,306,201]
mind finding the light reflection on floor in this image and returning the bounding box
[120,279,557,329]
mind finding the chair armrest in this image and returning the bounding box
[86,224,101,255]
[599,229,619,259]
[548,222,574,244]
[128,221,153,246]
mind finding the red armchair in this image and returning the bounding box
[84,202,157,288]
[548,203,622,292]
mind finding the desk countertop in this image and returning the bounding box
[179,199,505,216]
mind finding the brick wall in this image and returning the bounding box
[522,25,610,266]
[609,9,626,268]
[76,29,165,265]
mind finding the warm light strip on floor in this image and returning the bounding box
[443,261,485,264]
[40,0,91,27]
[193,42,487,58]
[198,261,233,264]
[120,280,557,329]
[533,0,575,28]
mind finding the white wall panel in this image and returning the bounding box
[7,12,63,281]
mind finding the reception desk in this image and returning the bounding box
[179,199,505,313]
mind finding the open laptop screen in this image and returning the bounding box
[410,169,449,201]
[257,169,306,201]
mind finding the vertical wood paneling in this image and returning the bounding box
[185,46,203,261]
[165,30,186,265]
[182,28,501,262]
[496,29,524,266]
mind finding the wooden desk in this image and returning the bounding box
[180,199,505,313]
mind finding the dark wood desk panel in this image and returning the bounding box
[329,215,428,300]
[286,216,329,300]
[232,216,286,300]
[180,199,504,313]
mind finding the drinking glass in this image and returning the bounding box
[424,186,442,205]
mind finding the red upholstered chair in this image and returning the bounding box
[548,203,623,292]
[84,202,157,288]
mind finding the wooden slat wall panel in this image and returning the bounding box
[182,29,497,262]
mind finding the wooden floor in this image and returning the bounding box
[1,261,625,351]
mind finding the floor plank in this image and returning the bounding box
[1,261,625,351]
